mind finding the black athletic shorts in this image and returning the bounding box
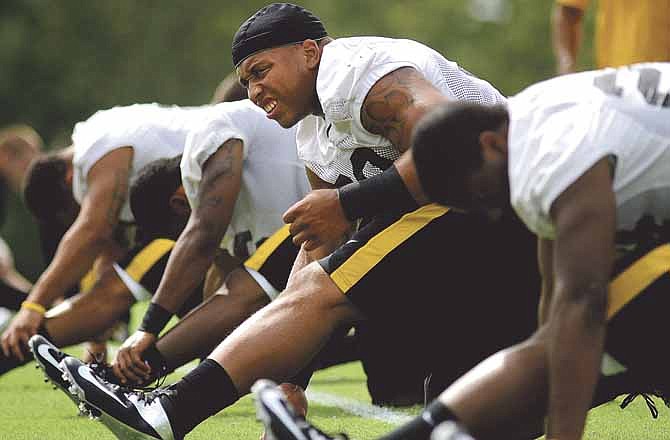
[106,238,201,318]
[244,224,300,297]
[320,204,541,403]
[605,240,670,390]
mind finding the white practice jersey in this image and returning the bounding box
[181,100,310,259]
[508,63,670,240]
[72,103,216,222]
[297,37,506,185]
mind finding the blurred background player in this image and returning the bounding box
[211,71,249,104]
[0,103,210,363]
[0,125,43,328]
[552,0,670,74]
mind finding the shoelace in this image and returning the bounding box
[134,386,177,404]
[88,360,170,404]
[89,360,168,389]
[620,391,670,419]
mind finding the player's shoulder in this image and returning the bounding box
[195,100,265,131]
[320,36,430,73]
[317,37,431,104]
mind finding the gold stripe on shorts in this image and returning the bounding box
[608,244,670,319]
[125,239,175,282]
[244,224,291,271]
[79,268,98,293]
[331,204,449,294]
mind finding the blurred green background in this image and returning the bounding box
[0,0,594,280]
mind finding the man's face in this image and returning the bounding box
[237,42,319,128]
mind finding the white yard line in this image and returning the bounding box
[175,364,413,426]
[306,390,413,426]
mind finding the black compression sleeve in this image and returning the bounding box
[337,165,418,221]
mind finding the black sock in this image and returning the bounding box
[161,359,240,438]
[379,400,458,440]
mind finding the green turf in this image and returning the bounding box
[3,355,670,440]
[1,301,668,439]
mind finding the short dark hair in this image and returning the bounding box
[130,155,183,238]
[23,152,71,222]
[412,102,509,207]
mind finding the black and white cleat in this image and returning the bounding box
[28,334,84,411]
[61,356,178,440]
[252,379,347,440]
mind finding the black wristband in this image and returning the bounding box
[139,302,173,335]
[337,165,418,221]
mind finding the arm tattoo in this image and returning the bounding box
[200,139,241,209]
[106,156,132,225]
[360,67,423,148]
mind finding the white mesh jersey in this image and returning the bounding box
[72,103,215,222]
[181,100,310,258]
[297,37,507,185]
[508,63,670,240]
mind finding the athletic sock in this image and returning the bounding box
[160,358,240,438]
[379,400,458,440]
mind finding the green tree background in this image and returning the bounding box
[0,0,594,280]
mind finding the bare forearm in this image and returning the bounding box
[29,223,110,306]
[547,292,607,439]
[552,4,583,74]
[151,224,220,313]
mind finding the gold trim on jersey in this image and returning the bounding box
[331,204,449,294]
[125,239,175,282]
[244,224,292,271]
[608,244,670,319]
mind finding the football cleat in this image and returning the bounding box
[28,335,77,402]
[61,356,178,440]
[252,379,348,440]
[430,421,477,440]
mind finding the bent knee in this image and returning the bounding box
[282,262,344,303]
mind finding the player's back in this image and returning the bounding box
[508,63,670,237]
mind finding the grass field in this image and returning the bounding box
[1,305,670,439]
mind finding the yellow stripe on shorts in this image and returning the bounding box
[244,224,291,271]
[608,244,670,319]
[79,268,98,293]
[125,239,175,282]
[331,204,449,294]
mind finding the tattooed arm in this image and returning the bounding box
[149,139,244,314]
[111,140,244,382]
[1,147,133,360]
[361,67,446,152]
[27,147,133,307]
[283,68,446,250]
[360,67,449,204]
